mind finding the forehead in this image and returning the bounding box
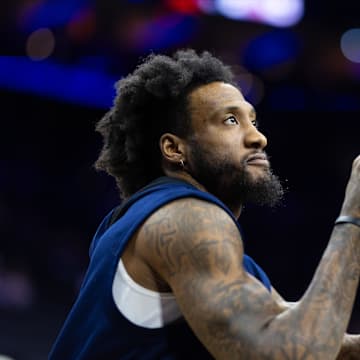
[188,82,247,123]
[190,81,244,104]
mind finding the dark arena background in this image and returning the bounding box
[1,1,360,359]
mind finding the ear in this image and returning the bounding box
[159,133,186,165]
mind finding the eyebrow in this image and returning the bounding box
[218,105,257,119]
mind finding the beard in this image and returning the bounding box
[187,140,284,208]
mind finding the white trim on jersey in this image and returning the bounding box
[112,259,182,329]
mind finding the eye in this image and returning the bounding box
[224,116,238,125]
[251,119,258,128]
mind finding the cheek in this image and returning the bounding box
[221,136,246,160]
[191,130,246,162]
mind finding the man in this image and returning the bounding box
[49,49,360,359]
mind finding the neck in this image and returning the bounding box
[218,195,243,219]
[164,169,243,218]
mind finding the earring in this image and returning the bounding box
[179,159,185,168]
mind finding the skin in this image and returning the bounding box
[122,82,360,359]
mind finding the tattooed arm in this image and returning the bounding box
[337,335,360,360]
[270,289,360,360]
[137,156,360,359]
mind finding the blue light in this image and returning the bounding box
[130,14,198,52]
[0,57,116,108]
[243,30,301,71]
[21,0,89,30]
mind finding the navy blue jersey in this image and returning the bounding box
[49,177,271,359]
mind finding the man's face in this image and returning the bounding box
[185,81,283,207]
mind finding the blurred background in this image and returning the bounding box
[1,0,360,358]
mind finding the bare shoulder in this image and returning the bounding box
[134,197,287,358]
[136,197,246,285]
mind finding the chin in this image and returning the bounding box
[247,166,271,181]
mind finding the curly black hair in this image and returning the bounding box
[95,49,235,198]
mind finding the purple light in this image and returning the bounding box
[17,0,89,31]
[341,29,360,64]
[125,13,198,52]
[214,0,304,27]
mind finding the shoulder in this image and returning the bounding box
[141,197,241,244]
[136,197,244,281]
[146,196,238,229]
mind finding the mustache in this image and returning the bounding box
[245,151,268,162]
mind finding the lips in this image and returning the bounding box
[246,152,269,167]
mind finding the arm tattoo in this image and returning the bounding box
[141,199,360,359]
[336,334,360,360]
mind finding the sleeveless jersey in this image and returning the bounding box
[49,177,271,359]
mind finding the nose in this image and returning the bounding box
[244,124,267,150]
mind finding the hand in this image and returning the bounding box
[340,155,360,219]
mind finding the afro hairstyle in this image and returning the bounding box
[95,49,236,198]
